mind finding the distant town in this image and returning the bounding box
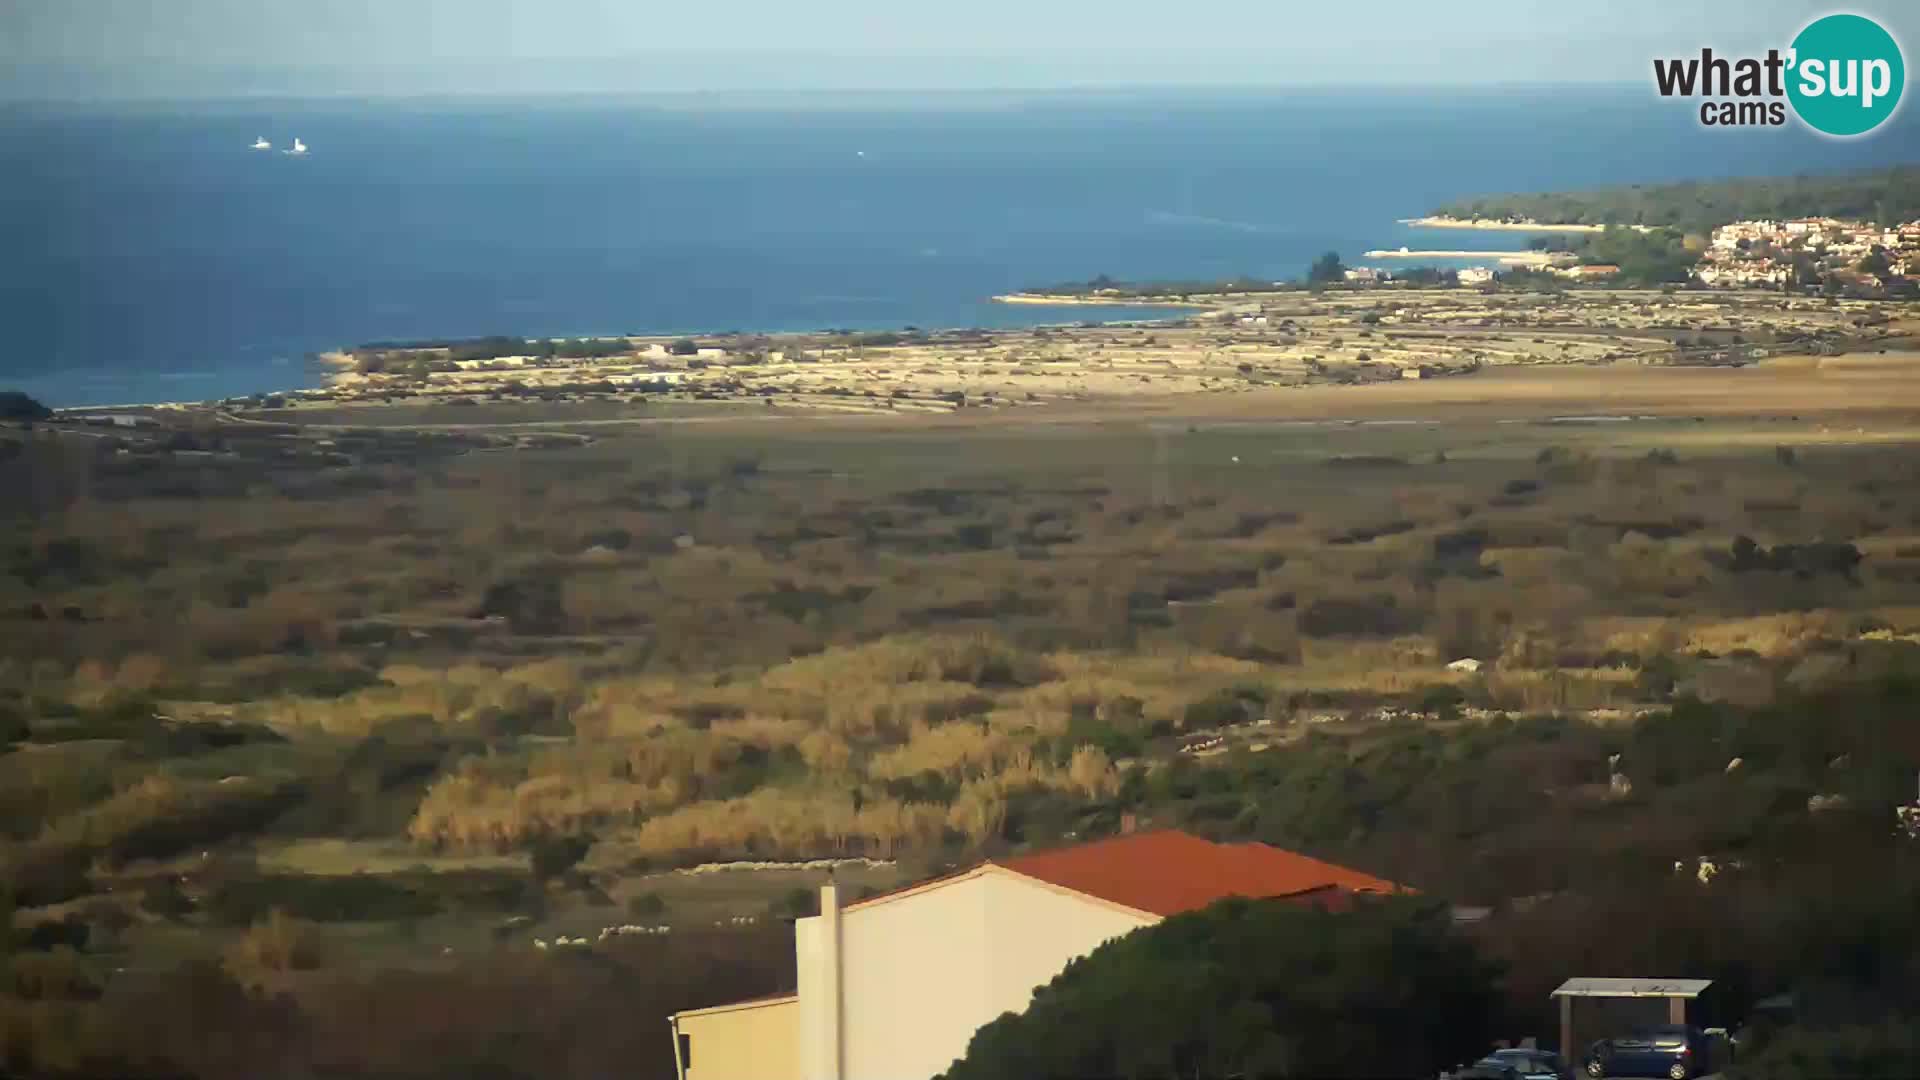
[1696,216,1920,288]
[1346,216,1920,295]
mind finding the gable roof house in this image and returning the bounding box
[668,830,1405,1080]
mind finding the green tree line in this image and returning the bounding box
[943,896,1498,1080]
[1436,166,1920,234]
[356,336,635,367]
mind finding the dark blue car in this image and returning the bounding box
[1582,1025,1706,1079]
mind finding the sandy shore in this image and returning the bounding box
[992,293,1207,307]
[1403,216,1654,233]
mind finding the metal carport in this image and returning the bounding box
[1551,978,1713,1063]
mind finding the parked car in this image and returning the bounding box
[1583,1025,1707,1079]
[1447,1062,1520,1080]
[1449,1048,1572,1079]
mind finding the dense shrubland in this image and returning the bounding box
[8,427,1920,872]
[944,896,1500,1080]
[5,419,1920,1076]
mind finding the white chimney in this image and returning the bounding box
[799,880,844,1080]
[821,880,843,1080]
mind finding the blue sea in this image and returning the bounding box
[5,87,1918,406]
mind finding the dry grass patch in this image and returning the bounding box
[1680,611,1848,657]
[866,722,1014,781]
[226,909,327,986]
[1482,667,1638,712]
[614,789,948,862]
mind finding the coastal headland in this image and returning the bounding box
[1402,215,1656,233]
[1362,248,1554,264]
[255,285,1911,424]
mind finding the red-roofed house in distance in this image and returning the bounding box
[667,830,1406,1080]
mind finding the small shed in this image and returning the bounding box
[1552,978,1712,1058]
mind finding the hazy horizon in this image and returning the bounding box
[1,81,1673,110]
[6,0,1916,101]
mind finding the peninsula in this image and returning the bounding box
[259,282,1901,420]
[1401,216,1633,233]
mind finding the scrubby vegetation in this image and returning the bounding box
[352,335,638,373]
[1565,226,1699,286]
[0,391,52,422]
[1731,1021,1920,1079]
[5,407,1920,1076]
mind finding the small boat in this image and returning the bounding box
[286,138,308,155]
[251,136,272,150]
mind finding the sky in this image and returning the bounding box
[3,0,1916,100]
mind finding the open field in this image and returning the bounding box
[1121,349,1920,423]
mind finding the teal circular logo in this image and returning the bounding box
[1787,13,1905,136]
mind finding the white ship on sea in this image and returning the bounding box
[251,136,272,150]
[286,138,308,156]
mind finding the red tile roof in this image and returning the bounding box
[994,830,1405,917]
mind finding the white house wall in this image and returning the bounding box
[839,873,993,1080]
[676,999,799,1080]
[796,915,836,1080]
[978,871,1152,1029]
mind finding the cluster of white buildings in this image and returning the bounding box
[1341,265,1499,286]
[1553,263,1620,281]
[1698,217,1920,288]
